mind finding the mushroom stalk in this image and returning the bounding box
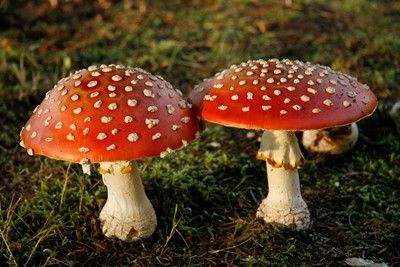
[256,130,310,230]
[99,161,156,241]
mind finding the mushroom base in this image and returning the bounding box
[302,123,358,154]
[99,161,156,241]
[256,163,310,230]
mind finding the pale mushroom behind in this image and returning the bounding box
[20,64,201,241]
[189,58,378,230]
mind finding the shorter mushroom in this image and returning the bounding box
[20,64,200,241]
[302,123,359,154]
[389,101,400,130]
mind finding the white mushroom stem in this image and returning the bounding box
[99,161,156,241]
[256,130,310,230]
[302,123,358,154]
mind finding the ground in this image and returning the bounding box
[0,0,399,266]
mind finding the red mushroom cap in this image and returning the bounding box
[189,59,378,130]
[20,64,201,163]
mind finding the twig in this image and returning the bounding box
[59,162,71,208]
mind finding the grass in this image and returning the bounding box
[0,0,399,266]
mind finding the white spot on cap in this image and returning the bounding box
[90,92,99,98]
[347,91,357,98]
[181,117,190,123]
[284,98,291,104]
[262,95,271,100]
[74,81,82,87]
[70,123,77,130]
[30,131,37,138]
[246,71,253,76]
[71,94,79,101]
[280,77,287,83]
[88,65,97,71]
[280,109,288,115]
[323,99,333,106]
[44,116,52,126]
[128,133,139,142]
[274,69,282,74]
[292,105,302,110]
[108,103,118,110]
[267,78,274,83]
[87,81,98,87]
[143,89,155,98]
[60,105,67,111]
[109,92,117,98]
[107,85,116,91]
[312,108,321,113]
[166,104,175,114]
[127,99,137,107]
[55,122,63,129]
[172,125,181,131]
[287,86,295,91]
[84,117,91,123]
[79,147,90,153]
[91,71,101,77]
[325,86,335,94]
[125,86,133,92]
[131,80,138,85]
[231,75,238,80]
[204,95,217,101]
[231,94,239,100]
[94,100,102,109]
[151,132,161,140]
[253,80,259,85]
[61,89,68,96]
[45,137,53,142]
[124,116,133,123]
[102,67,112,72]
[97,133,107,140]
[83,128,89,135]
[343,101,351,107]
[73,107,82,114]
[307,80,315,85]
[101,116,112,123]
[247,92,254,99]
[262,105,271,111]
[106,144,116,151]
[112,75,122,81]
[330,79,337,85]
[145,118,159,128]
[274,90,281,96]
[362,96,370,104]
[301,95,310,102]
[66,133,75,141]
[239,80,246,86]
[294,79,300,84]
[213,83,223,89]
[148,106,158,112]
[242,106,250,112]
[307,88,317,94]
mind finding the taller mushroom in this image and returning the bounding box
[20,64,200,241]
[189,59,377,230]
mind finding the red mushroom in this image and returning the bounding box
[189,59,377,230]
[20,64,201,241]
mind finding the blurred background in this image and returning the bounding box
[0,0,399,266]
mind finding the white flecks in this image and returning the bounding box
[91,71,101,77]
[181,140,188,146]
[108,92,117,98]
[262,105,271,111]
[124,116,133,123]
[30,131,37,138]
[97,132,107,140]
[301,95,310,102]
[274,90,281,96]
[218,105,227,110]
[239,80,246,86]
[330,79,338,85]
[312,108,321,113]
[343,101,351,108]
[316,78,323,84]
[242,106,250,112]
[253,80,259,85]
[213,83,224,89]
[107,85,116,91]
[69,123,77,130]
[262,95,271,100]
[44,116,52,126]
[131,80,138,85]
[274,69,282,74]
[280,109,288,115]
[108,103,118,110]
[55,121,63,129]
[204,94,217,101]
[94,100,103,108]
[124,86,133,92]
[231,94,239,100]
[84,117,91,123]
[88,65,97,71]
[362,96,370,104]
[326,86,335,94]
[87,80,98,87]
[83,128,90,135]
[307,88,317,94]
[73,107,82,114]
[172,125,181,131]
[106,144,116,151]
[181,117,190,123]
[280,77,287,83]
[260,86,267,91]
[61,89,68,96]
[137,74,144,80]
[145,81,153,87]
[322,99,333,107]
[72,73,82,80]
[231,75,238,80]
[152,133,161,140]
[166,104,175,114]
[307,80,315,85]
[145,118,159,128]
[27,149,34,155]
[292,105,302,110]
[102,67,112,72]
[90,91,99,98]
[128,133,139,142]
[79,147,90,153]
[112,75,122,81]
[178,100,187,109]
[143,89,155,98]
[101,116,113,123]
[66,133,75,141]
[45,137,53,142]
[56,85,65,91]
[147,106,158,112]
[60,105,67,111]
[284,98,291,104]
[246,71,254,76]
[287,86,296,91]
[297,74,304,79]
[267,78,274,83]
[74,81,82,87]
[247,92,254,99]
[347,91,357,98]
[71,94,80,101]
[294,79,300,84]
[25,124,31,131]
[111,128,119,135]
[127,99,137,107]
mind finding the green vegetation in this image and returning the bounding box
[1,0,399,265]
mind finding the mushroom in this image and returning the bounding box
[20,64,201,241]
[389,101,400,130]
[189,59,377,230]
[302,123,359,154]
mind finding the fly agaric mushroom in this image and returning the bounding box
[302,123,359,154]
[20,64,200,241]
[189,59,377,230]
